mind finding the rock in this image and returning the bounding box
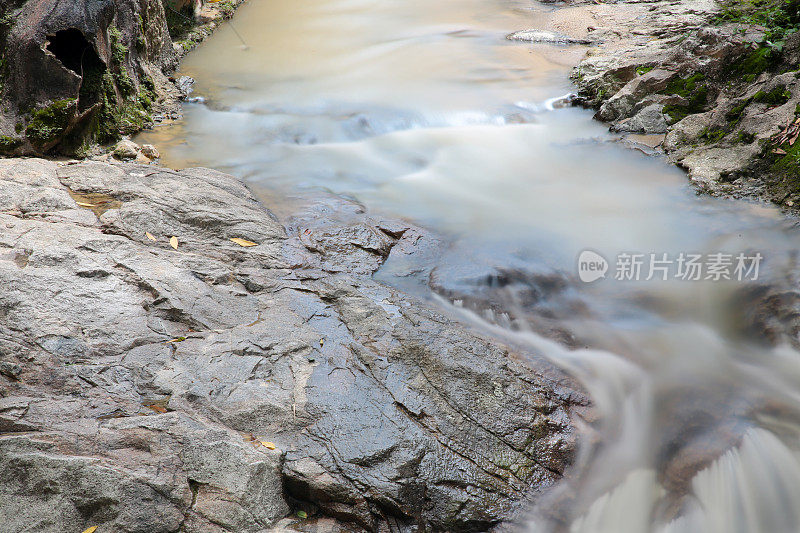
[175,76,196,100]
[112,139,141,160]
[569,0,800,207]
[612,103,668,134]
[0,0,176,154]
[140,144,161,160]
[507,29,592,45]
[0,158,588,532]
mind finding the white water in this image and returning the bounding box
[137,0,800,530]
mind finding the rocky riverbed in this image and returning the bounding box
[0,158,589,532]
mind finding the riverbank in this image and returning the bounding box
[563,0,800,210]
[0,0,245,158]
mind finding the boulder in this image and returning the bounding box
[0,0,176,154]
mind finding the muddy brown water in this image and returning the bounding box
[137,0,800,531]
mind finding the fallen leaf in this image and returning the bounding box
[147,404,167,413]
[145,232,157,241]
[260,441,276,449]
[170,236,179,250]
[319,338,325,347]
[230,237,257,247]
[76,202,95,207]
[82,527,99,533]
[165,336,186,344]
[297,511,308,519]
[773,148,788,155]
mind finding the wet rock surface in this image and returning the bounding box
[0,158,588,532]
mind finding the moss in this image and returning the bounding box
[636,65,655,76]
[699,127,728,144]
[728,46,781,83]
[108,26,127,66]
[115,66,136,98]
[135,14,146,52]
[660,73,709,123]
[92,71,153,144]
[736,131,757,144]
[727,99,752,121]
[14,122,22,134]
[25,99,75,147]
[0,135,22,154]
[753,84,792,105]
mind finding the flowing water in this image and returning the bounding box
[137,0,800,530]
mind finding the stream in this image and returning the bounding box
[136,0,800,531]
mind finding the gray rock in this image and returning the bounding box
[612,103,668,134]
[140,144,161,160]
[0,159,588,532]
[113,139,141,160]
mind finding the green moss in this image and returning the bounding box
[753,84,792,105]
[772,140,800,193]
[728,46,781,83]
[108,26,127,66]
[736,131,756,144]
[699,127,728,144]
[92,71,153,144]
[636,66,655,76]
[135,14,146,51]
[727,99,752,121]
[25,99,75,147]
[0,135,22,154]
[662,73,706,98]
[115,66,136,98]
[660,73,709,123]
[14,122,22,134]
[715,0,800,41]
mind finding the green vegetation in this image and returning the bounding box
[737,131,757,143]
[0,135,22,154]
[108,26,127,66]
[636,66,655,76]
[716,0,800,42]
[728,46,781,83]
[753,84,793,104]
[93,71,154,144]
[660,73,709,123]
[699,127,728,144]
[25,99,75,147]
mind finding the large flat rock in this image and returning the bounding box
[0,159,588,532]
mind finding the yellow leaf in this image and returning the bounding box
[165,336,186,344]
[170,236,179,250]
[230,237,257,247]
[82,527,99,533]
[76,202,95,207]
[145,232,157,241]
[260,441,276,449]
[297,510,307,519]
